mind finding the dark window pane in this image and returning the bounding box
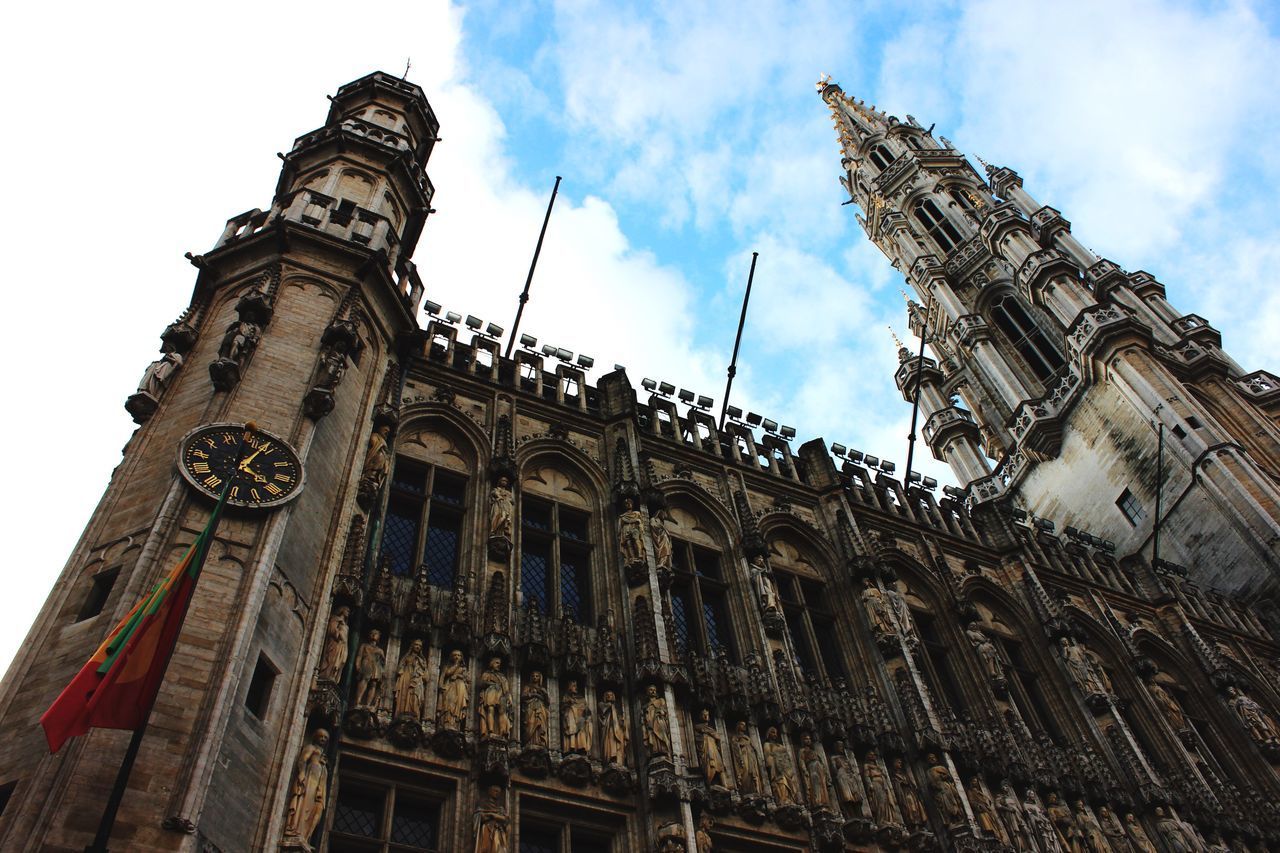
[786,609,816,673]
[521,542,551,614]
[813,617,846,679]
[799,580,824,609]
[77,567,120,622]
[333,786,383,838]
[244,654,276,718]
[522,499,552,532]
[391,795,439,848]
[669,590,691,655]
[777,573,801,604]
[572,834,611,853]
[392,459,429,495]
[520,823,560,853]
[671,543,690,574]
[431,471,466,507]
[422,511,460,587]
[692,547,720,579]
[561,548,590,623]
[703,595,731,657]
[382,500,421,576]
[559,508,589,542]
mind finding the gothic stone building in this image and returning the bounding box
[0,71,1278,853]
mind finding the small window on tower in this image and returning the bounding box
[76,567,120,623]
[244,653,278,719]
[0,780,16,819]
[1116,489,1147,526]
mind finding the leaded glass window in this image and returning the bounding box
[668,540,735,661]
[378,457,468,586]
[520,496,593,623]
[328,773,443,853]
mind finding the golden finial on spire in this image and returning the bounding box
[816,73,832,92]
[888,325,905,351]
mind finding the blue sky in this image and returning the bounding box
[1,0,1277,671]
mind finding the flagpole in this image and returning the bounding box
[86,422,257,853]
[504,176,562,360]
[719,251,758,430]
[902,327,928,491]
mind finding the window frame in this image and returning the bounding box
[776,572,845,684]
[519,495,594,624]
[326,765,450,853]
[988,293,1067,383]
[379,456,468,586]
[667,539,735,662]
[913,197,964,253]
[1116,488,1147,526]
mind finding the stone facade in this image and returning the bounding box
[0,71,1277,853]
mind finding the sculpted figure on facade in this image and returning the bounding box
[886,585,917,643]
[926,754,963,826]
[1046,792,1081,853]
[695,812,713,853]
[862,751,900,827]
[316,605,350,683]
[642,684,671,758]
[1227,685,1280,744]
[477,656,511,739]
[828,739,867,818]
[475,784,509,853]
[798,733,831,809]
[997,782,1034,851]
[861,579,894,637]
[1146,679,1189,733]
[618,498,646,568]
[521,670,549,748]
[750,555,782,615]
[437,649,470,731]
[599,689,628,765]
[1058,637,1108,698]
[695,708,728,787]
[1097,805,1132,853]
[137,350,184,400]
[283,728,329,844]
[891,757,927,829]
[488,475,513,543]
[969,776,1007,843]
[730,720,763,795]
[1075,801,1108,853]
[649,508,672,571]
[763,726,800,806]
[352,628,385,710]
[967,624,1005,683]
[561,678,593,754]
[358,424,392,501]
[1153,807,1196,853]
[217,315,260,365]
[1024,791,1062,853]
[393,638,429,721]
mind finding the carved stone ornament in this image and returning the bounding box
[474,785,509,853]
[126,350,184,423]
[619,497,648,585]
[282,728,330,849]
[209,289,271,392]
[487,474,515,561]
[356,423,393,509]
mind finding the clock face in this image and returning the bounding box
[178,423,304,509]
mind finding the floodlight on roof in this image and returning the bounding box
[942,485,966,499]
[779,425,796,439]
[642,378,658,391]
[555,348,572,361]
[445,311,462,324]
[847,449,864,463]
[841,461,858,476]
[678,389,695,403]
[762,418,778,432]
[726,405,743,420]
[614,364,626,372]
[879,460,895,473]
[486,322,504,337]
[746,412,763,426]
[907,471,921,483]
[658,381,676,396]
[577,355,594,369]
[424,300,442,316]
[1101,539,1116,553]
[465,315,482,330]
[697,395,714,409]
[831,443,848,456]
[1064,525,1081,539]
[863,454,880,468]
[1033,518,1055,533]
[520,333,538,348]
[541,344,557,357]
[922,476,937,489]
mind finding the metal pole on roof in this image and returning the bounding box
[504,175,562,359]
[719,252,758,430]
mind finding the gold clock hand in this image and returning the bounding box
[238,448,264,471]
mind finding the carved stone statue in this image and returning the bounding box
[477,656,511,739]
[997,782,1034,851]
[649,508,673,570]
[891,757,927,829]
[730,720,763,795]
[862,579,894,637]
[475,784,509,853]
[1153,807,1196,853]
[352,629,385,710]
[798,734,831,809]
[561,678,592,754]
[751,555,782,614]
[695,812,713,853]
[489,476,513,541]
[970,777,1008,843]
[1059,637,1107,697]
[1085,648,1114,695]
[763,726,799,805]
[886,585,916,640]
[217,317,260,364]
[1024,791,1062,853]
[967,624,1005,682]
[618,498,646,567]
[1097,805,1132,853]
[521,670,549,748]
[829,739,867,818]
[313,347,347,391]
[642,684,671,758]
[316,605,350,682]
[862,751,899,826]
[1147,679,1188,732]
[1046,792,1081,853]
[599,689,628,765]
[283,728,329,844]
[695,708,728,787]
[359,424,392,499]
[393,639,429,721]
[1124,813,1157,853]
[436,649,470,732]
[1075,801,1108,853]
[1227,685,1280,744]
[137,351,184,398]
[926,754,963,826]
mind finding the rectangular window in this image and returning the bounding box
[519,817,614,853]
[0,780,15,819]
[328,773,444,853]
[422,510,461,587]
[382,499,421,576]
[381,457,470,584]
[76,566,120,622]
[669,589,692,656]
[917,616,966,710]
[520,497,593,622]
[1116,488,1146,526]
[521,541,551,614]
[244,653,277,719]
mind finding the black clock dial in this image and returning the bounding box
[178,424,304,509]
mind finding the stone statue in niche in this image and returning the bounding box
[1023,791,1061,853]
[763,726,799,805]
[209,316,260,391]
[969,777,1008,844]
[474,784,509,853]
[1047,792,1080,852]
[303,318,356,419]
[1085,647,1114,695]
[861,579,895,638]
[357,424,392,507]
[1124,812,1158,853]
[487,476,514,560]
[521,670,549,748]
[1146,679,1189,733]
[862,751,900,827]
[561,678,593,754]
[315,606,350,683]
[1096,806,1128,853]
[436,649,470,732]
[283,728,329,845]
[477,656,511,740]
[352,629,386,710]
[885,585,917,646]
[730,720,763,796]
[599,689,628,765]
[694,813,713,853]
[126,350,184,423]
[1227,685,1280,745]
[642,684,671,758]
[925,754,963,826]
[1058,637,1109,698]
[891,758,927,829]
[828,739,868,818]
[695,708,728,787]
[798,733,832,810]
[1153,807,1197,853]
[751,555,782,613]
[1075,801,1108,853]
[618,498,647,570]
[967,624,1006,684]
[997,782,1034,851]
[393,639,429,721]
[649,508,673,571]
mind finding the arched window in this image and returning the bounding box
[1000,636,1064,740]
[868,144,894,171]
[663,504,736,661]
[914,611,967,710]
[913,198,964,253]
[520,464,595,624]
[769,537,845,682]
[947,186,975,212]
[380,456,467,586]
[989,293,1066,382]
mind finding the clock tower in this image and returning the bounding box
[0,72,437,850]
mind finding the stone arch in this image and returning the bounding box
[757,513,840,574]
[335,167,376,204]
[515,440,609,503]
[396,403,489,473]
[396,411,484,476]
